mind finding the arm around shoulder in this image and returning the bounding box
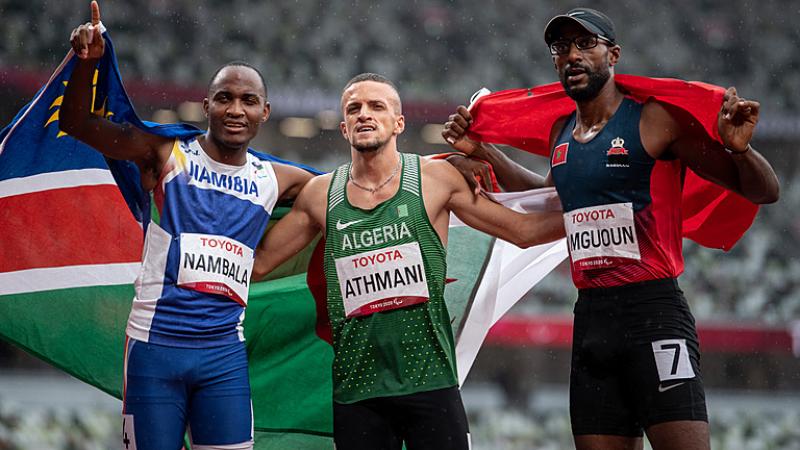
[272,162,316,202]
[467,143,549,191]
[437,161,565,248]
[252,174,329,281]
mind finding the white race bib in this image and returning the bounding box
[335,242,429,318]
[177,233,253,305]
[564,203,640,270]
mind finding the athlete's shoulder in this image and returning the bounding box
[549,115,571,150]
[246,148,323,173]
[420,155,457,177]
[177,134,198,145]
[269,160,314,182]
[419,156,469,200]
[293,173,331,227]
[301,172,334,199]
[176,134,203,149]
[641,99,680,126]
[308,171,334,186]
[639,100,684,158]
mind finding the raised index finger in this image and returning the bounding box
[91,1,101,26]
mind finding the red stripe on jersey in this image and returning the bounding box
[153,181,165,217]
[571,160,684,288]
[307,240,333,345]
[0,186,143,272]
[647,158,684,274]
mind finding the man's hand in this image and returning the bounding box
[70,1,104,60]
[718,87,759,153]
[445,154,493,195]
[442,105,482,155]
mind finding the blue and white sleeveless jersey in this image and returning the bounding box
[126,137,279,347]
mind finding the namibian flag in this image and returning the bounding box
[0,27,567,449]
[0,26,336,448]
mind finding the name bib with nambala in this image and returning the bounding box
[335,242,429,318]
[565,202,641,270]
[177,233,253,305]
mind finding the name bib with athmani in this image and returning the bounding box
[335,242,429,318]
[564,202,640,270]
[177,233,253,305]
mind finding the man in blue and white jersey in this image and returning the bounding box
[60,3,314,449]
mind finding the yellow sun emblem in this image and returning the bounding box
[45,69,115,138]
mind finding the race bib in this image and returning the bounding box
[335,242,429,318]
[177,233,253,305]
[564,203,640,270]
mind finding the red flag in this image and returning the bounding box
[466,74,758,250]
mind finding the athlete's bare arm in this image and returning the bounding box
[251,174,329,281]
[442,155,495,194]
[640,88,779,204]
[60,1,172,191]
[421,158,564,248]
[443,105,550,192]
[271,163,315,201]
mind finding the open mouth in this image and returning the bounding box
[565,66,587,84]
[224,122,247,132]
[356,124,376,134]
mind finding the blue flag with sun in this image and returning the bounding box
[0,30,200,229]
[0,27,321,226]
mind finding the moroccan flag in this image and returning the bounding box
[466,75,759,250]
[0,26,567,449]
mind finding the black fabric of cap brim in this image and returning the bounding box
[544,15,604,45]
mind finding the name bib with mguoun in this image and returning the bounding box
[564,202,640,270]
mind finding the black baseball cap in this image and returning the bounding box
[544,8,617,45]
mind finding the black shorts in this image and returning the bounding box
[333,386,470,450]
[570,278,707,437]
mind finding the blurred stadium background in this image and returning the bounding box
[1,0,798,448]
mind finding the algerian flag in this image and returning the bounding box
[451,188,567,385]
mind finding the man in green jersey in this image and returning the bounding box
[252,73,564,450]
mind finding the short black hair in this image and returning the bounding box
[342,73,402,113]
[208,61,268,99]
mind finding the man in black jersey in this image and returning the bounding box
[442,7,779,450]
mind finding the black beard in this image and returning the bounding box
[351,136,389,153]
[560,64,611,102]
[353,144,380,153]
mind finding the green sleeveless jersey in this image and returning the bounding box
[324,153,458,404]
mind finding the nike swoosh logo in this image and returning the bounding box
[336,219,364,231]
[658,382,686,393]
